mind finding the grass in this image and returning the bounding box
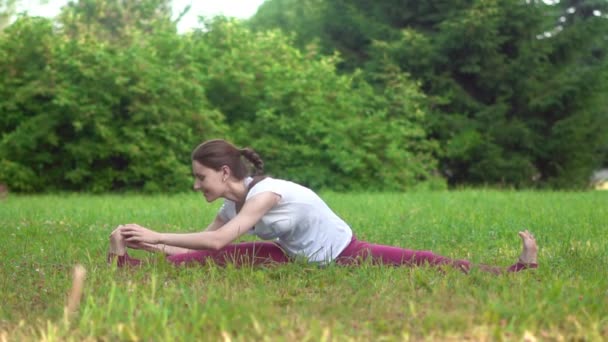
[0,190,607,341]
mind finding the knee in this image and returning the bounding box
[165,254,182,265]
[167,251,209,266]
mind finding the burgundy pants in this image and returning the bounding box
[114,236,534,273]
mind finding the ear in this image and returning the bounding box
[220,165,231,179]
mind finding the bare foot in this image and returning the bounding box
[109,231,127,256]
[517,230,538,265]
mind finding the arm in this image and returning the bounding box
[130,241,190,256]
[123,192,280,251]
[152,215,227,255]
[117,214,227,256]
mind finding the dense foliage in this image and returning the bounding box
[194,19,438,191]
[0,0,437,192]
[251,0,608,188]
[0,2,224,192]
[1,0,606,192]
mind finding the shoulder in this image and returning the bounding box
[218,199,236,221]
[247,177,306,198]
[221,198,236,209]
[247,178,322,207]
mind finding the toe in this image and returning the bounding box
[518,230,534,240]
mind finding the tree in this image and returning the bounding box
[1,0,48,31]
[250,0,608,188]
[58,0,174,42]
[0,0,17,30]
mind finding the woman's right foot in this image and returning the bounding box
[108,229,141,266]
[107,252,142,267]
[109,228,127,255]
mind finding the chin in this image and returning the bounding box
[203,193,219,203]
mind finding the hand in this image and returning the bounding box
[126,240,162,252]
[121,223,162,245]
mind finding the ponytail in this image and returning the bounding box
[192,139,266,180]
[240,147,264,176]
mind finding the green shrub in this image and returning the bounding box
[194,19,438,191]
[0,16,225,192]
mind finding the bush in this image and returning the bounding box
[0,16,225,192]
[194,19,438,191]
[0,13,439,192]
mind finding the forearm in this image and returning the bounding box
[157,217,225,254]
[122,218,255,252]
[135,242,192,256]
[158,244,194,256]
[159,231,227,251]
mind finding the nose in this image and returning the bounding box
[193,179,202,191]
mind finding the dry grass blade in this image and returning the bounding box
[66,264,87,316]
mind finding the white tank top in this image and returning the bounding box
[217,177,353,263]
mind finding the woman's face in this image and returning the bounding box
[192,160,227,202]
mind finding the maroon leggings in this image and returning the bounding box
[113,236,536,274]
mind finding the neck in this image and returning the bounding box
[223,177,251,204]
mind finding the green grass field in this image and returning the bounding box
[1,190,607,341]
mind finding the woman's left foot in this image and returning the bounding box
[517,230,538,265]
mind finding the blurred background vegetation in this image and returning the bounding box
[0,0,606,193]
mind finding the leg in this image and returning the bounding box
[167,241,290,267]
[336,230,538,274]
[336,238,470,272]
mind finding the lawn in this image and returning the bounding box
[1,190,607,341]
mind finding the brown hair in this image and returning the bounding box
[191,139,264,180]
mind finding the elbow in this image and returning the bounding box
[209,239,228,251]
[204,231,233,251]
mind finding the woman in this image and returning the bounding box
[108,139,538,274]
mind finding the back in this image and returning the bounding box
[219,178,353,263]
